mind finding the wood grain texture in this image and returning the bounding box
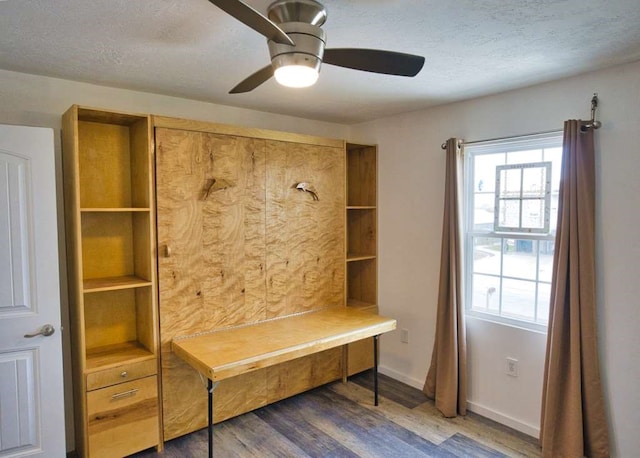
[347,259,377,306]
[171,307,395,381]
[156,128,272,439]
[78,121,132,208]
[62,105,89,457]
[347,145,377,207]
[153,115,344,149]
[347,209,376,258]
[156,127,349,440]
[63,106,161,457]
[86,358,157,391]
[87,376,159,458]
[265,140,345,318]
[347,337,375,376]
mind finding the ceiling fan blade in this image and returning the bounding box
[229,65,274,94]
[208,0,294,46]
[323,48,425,77]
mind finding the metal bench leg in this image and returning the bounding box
[208,379,219,458]
[373,334,379,406]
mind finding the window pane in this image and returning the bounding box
[538,240,555,282]
[549,192,559,233]
[474,193,495,231]
[507,149,542,164]
[522,166,547,198]
[499,168,521,197]
[503,239,537,280]
[522,198,546,229]
[473,237,501,276]
[543,147,562,191]
[474,153,504,193]
[498,199,520,227]
[537,282,551,324]
[471,274,501,314]
[502,278,536,320]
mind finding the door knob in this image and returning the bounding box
[24,324,55,338]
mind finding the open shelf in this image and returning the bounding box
[81,211,152,281]
[346,253,377,262]
[347,144,377,207]
[85,341,155,373]
[83,275,152,293]
[346,298,377,310]
[81,207,150,212]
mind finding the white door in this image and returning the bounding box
[0,125,65,457]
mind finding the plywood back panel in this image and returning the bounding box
[78,121,132,208]
[347,145,377,207]
[156,125,346,440]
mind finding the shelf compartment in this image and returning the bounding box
[77,110,150,209]
[85,341,156,373]
[347,258,377,306]
[347,208,376,258]
[83,287,155,356]
[80,211,152,281]
[347,298,377,310]
[347,144,377,207]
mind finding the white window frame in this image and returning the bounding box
[464,132,563,332]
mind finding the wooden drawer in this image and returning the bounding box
[87,375,159,458]
[86,358,157,391]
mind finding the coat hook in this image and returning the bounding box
[294,182,319,201]
[203,178,233,200]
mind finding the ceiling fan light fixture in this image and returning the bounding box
[274,65,319,88]
[272,53,321,88]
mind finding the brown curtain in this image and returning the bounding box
[423,138,467,418]
[540,120,610,457]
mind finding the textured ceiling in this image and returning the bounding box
[1,0,640,123]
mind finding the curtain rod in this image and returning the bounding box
[441,93,601,150]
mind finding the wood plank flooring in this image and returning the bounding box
[132,371,541,457]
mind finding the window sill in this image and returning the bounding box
[465,311,548,335]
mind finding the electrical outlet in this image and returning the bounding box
[506,357,518,377]
[400,329,409,344]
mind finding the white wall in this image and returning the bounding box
[0,69,349,452]
[351,60,640,457]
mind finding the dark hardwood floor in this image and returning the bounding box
[133,371,541,457]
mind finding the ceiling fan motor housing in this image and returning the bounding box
[268,22,326,75]
[267,0,327,26]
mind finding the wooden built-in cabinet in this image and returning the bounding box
[62,106,161,457]
[345,143,378,376]
[62,107,381,449]
[153,118,346,440]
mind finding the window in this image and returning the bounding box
[464,132,563,330]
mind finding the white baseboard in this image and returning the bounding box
[378,365,424,390]
[377,366,539,439]
[466,401,539,438]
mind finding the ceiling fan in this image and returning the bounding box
[208,0,426,93]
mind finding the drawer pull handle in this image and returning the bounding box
[111,389,138,400]
[121,371,128,378]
